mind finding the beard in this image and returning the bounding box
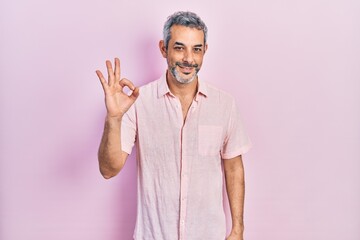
[170,62,200,84]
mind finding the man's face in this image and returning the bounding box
[160,25,207,84]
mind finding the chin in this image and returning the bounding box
[171,67,198,84]
[176,73,197,84]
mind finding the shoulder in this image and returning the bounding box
[136,77,162,99]
[132,77,164,111]
[202,81,235,105]
[139,79,159,92]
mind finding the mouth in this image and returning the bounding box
[175,62,198,75]
[179,66,193,75]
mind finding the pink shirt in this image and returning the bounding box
[121,74,251,240]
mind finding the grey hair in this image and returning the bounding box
[163,11,208,49]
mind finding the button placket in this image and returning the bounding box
[179,99,198,240]
[179,119,188,240]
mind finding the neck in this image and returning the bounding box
[166,70,198,99]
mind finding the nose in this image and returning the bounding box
[182,49,194,64]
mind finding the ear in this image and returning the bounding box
[204,43,208,54]
[159,40,167,58]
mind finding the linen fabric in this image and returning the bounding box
[121,73,251,240]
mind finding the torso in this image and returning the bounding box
[125,76,250,240]
[179,97,194,123]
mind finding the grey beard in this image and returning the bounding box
[170,66,199,84]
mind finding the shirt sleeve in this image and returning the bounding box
[221,99,252,159]
[121,104,137,155]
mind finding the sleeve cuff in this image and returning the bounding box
[121,144,133,155]
[221,143,252,160]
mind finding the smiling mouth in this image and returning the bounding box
[175,62,198,74]
[179,66,193,74]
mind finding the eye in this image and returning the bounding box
[194,48,202,52]
[174,46,184,51]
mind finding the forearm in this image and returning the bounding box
[98,116,126,179]
[224,156,245,236]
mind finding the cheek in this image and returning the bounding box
[194,55,204,64]
[167,53,181,64]
[166,57,177,68]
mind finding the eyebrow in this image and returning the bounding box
[174,42,185,46]
[174,42,203,48]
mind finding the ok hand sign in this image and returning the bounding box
[96,58,139,118]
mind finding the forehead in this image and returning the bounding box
[169,25,205,45]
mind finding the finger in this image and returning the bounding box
[119,78,136,90]
[129,87,140,100]
[114,58,121,81]
[106,60,115,85]
[95,70,108,91]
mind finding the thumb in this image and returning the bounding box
[129,87,140,100]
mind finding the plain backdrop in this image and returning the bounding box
[1,0,359,239]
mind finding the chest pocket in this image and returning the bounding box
[198,125,223,156]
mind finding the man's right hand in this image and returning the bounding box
[96,58,139,118]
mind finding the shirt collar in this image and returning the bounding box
[157,71,208,100]
[157,72,172,98]
[195,77,208,101]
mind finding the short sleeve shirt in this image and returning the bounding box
[121,74,252,240]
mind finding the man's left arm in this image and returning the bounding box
[223,155,245,240]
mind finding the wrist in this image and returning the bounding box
[231,224,244,235]
[106,114,123,122]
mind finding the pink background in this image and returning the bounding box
[1,0,359,239]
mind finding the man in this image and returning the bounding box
[96,11,251,240]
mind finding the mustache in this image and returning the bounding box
[175,62,199,68]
